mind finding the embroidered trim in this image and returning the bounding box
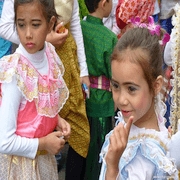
[0,43,69,117]
[169,3,180,133]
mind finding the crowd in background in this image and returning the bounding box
[0,0,180,180]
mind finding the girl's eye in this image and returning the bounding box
[128,86,136,93]
[17,23,24,28]
[33,24,40,27]
[111,81,120,90]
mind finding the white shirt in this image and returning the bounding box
[103,0,120,35]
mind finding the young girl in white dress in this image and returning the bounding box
[0,0,70,179]
[99,16,180,180]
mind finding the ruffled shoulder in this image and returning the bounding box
[120,126,177,176]
[0,53,20,83]
[99,111,178,179]
[46,42,65,76]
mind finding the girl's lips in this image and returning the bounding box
[121,110,131,117]
[26,43,35,48]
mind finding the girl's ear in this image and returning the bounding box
[48,16,56,33]
[154,75,163,96]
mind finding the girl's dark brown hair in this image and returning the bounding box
[111,27,164,94]
[14,0,59,23]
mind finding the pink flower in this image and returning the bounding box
[147,16,161,36]
[129,16,170,46]
[129,16,141,26]
[159,33,170,46]
[129,16,147,28]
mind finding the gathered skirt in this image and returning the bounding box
[0,153,58,180]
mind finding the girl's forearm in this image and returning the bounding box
[105,168,119,180]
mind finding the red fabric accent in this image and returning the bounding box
[116,0,155,31]
[116,0,127,29]
[89,75,111,91]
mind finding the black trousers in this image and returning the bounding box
[65,145,86,180]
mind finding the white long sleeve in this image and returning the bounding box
[70,0,88,77]
[0,77,38,159]
[0,0,20,44]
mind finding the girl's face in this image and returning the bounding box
[16,2,54,54]
[111,58,155,127]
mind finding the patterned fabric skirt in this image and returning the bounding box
[0,153,58,180]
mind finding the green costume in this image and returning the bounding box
[78,0,89,19]
[81,15,118,180]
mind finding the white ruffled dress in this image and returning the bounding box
[99,95,178,180]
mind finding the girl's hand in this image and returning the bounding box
[56,115,71,141]
[105,116,133,180]
[46,23,68,48]
[38,131,66,155]
[80,76,90,87]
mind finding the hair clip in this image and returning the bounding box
[158,33,170,46]
[147,16,161,36]
[129,16,170,46]
[128,16,147,28]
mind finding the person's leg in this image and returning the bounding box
[55,152,66,173]
[84,116,113,180]
[65,145,86,180]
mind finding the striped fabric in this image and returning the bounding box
[89,75,111,91]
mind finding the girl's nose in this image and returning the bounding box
[117,92,128,106]
[26,27,32,39]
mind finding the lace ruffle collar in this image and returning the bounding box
[0,43,69,117]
